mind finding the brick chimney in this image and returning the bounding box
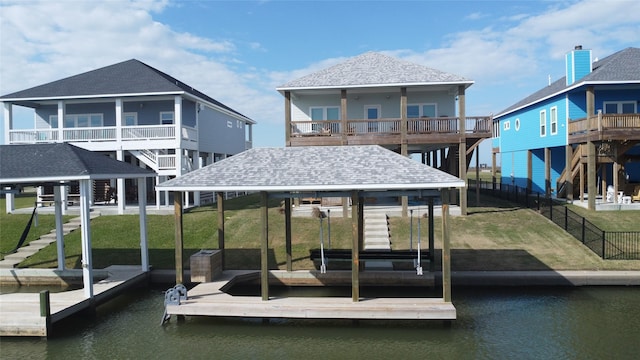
[566,45,592,85]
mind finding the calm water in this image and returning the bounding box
[1,286,639,359]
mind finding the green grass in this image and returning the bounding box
[3,191,640,271]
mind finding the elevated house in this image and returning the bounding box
[276,52,492,215]
[492,46,640,209]
[1,59,256,214]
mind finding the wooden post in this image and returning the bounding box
[492,151,497,190]
[342,89,350,219]
[458,85,467,216]
[174,192,184,285]
[580,161,585,202]
[40,290,51,337]
[138,179,149,271]
[475,147,480,206]
[527,150,533,192]
[284,91,291,146]
[400,87,409,217]
[351,190,360,302]
[54,186,65,271]
[260,191,269,301]
[565,144,574,201]
[217,192,225,269]
[428,197,435,272]
[79,179,94,299]
[441,189,451,303]
[545,147,551,197]
[285,197,292,272]
[587,141,596,210]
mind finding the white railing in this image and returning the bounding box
[64,127,117,141]
[9,129,59,143]
[122,125,176,140]
[158,155,176,170]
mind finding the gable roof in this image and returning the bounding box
[0,59,252,122]
[496,47,640,118]
[277,52,473,91]
[0,143,155,185]
[157,145,464,192]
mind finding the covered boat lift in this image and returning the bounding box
[157,145,464,320]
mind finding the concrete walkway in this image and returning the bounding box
[0,213,100,269]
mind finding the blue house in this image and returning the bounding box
[492,46,640,209]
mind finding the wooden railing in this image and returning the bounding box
[290,116,492,137]
[568,113,640,135]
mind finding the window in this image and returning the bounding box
[604,101,636,114]
[407,104,437,118]
[515,118,520,131]
[62,113,104,128]
[540,110,547,137]
[160,112,174,125]
[365,105,380,132]
[124,113,137,126]
[310,106,340,132]
[49,115,58,128]
[550,107,558,135]
[504,121,510,131]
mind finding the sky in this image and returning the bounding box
[1,0,639,164]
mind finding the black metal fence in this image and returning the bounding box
[469,179,640,260]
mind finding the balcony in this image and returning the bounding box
[568,113,640,143]
[8,124,197,146]
[288,116,492,147]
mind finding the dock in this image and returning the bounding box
[0,265,148,337]
[166,270,455,321]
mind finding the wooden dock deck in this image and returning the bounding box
[166,270,456,321]
[0,265,148,337]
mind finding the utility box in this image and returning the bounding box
[189,250,222,283]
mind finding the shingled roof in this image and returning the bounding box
[0,143,155,185]
[157,145,464,192]
[0,59,250,121]
[277,52,472,91]
[496,47,640,117]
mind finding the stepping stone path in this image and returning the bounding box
[363,213,393,270]
[0,214,99,269]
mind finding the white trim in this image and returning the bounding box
[407,103,437,118]
[156,182,466,193]
[603,100,637,114]
[504,121,511,131]
[276,80,475,92]
[514,118,520,131]
[540,109,547,137]
[124,112,138,126]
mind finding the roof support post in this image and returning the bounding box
[217,192,225,269]
[174,191,184,285]
[441,189,451,303]
[341,89,348,145]
[527,150,533,192]
[285,197,292,272]
[260,191,269,301]
[587,141,596,210]
[3,102,12,144]
[115,98,123,144]
[116,150,126,214]
[138,178,149,271]
[57,101,65,143]
[54,185,65,271]
[285,91,292,146]
[565,144,574,201]
[458,85,467,216]
[400,87,408,217]
[428,197,435,272]
[79,179,94,299]
[545,147,551,197]
[351,190,360,302]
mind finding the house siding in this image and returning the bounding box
[197,107,245,155]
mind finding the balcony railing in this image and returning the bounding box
[568,113,640,135]
[290,116,492,137]
[9,124,195,144]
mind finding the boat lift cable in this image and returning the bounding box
[1,205,37,255]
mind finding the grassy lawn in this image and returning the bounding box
[4,191,640,271]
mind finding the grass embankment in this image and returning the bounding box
[2,192,640,271]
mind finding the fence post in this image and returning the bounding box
[537,193,540,211]
[549,198,553,221]
[581,217,586,243]
[564,206,568,231]
[601,231,606,259]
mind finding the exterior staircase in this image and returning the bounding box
[0,213,100,269]
[363,213,393,269]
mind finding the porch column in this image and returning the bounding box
[116,151,126,214]
[57,101,65,143]
[79,179,94,298]
[475,147,480,206]
[545,147,551,197]
[400,87,408,217]
[565,145,574,201]
[441,189,451,303]
[217,192,225,269]
[613,153,620,204]
[351,190,360,302]
[138,179,149,271]
[174,192,184,285]
[260,191,269,301]
[3,102,12,144]
[586,87,595,118]
[115,98,123,144]
[155,175,161,209]
[587,141,596,210]
[54,186,65,271]
[428,197,435,272]
[458,85,467,216]
[194,151,201,207]
[342,89,349,218]
[285,91,292,146]
[285,197,292,272]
